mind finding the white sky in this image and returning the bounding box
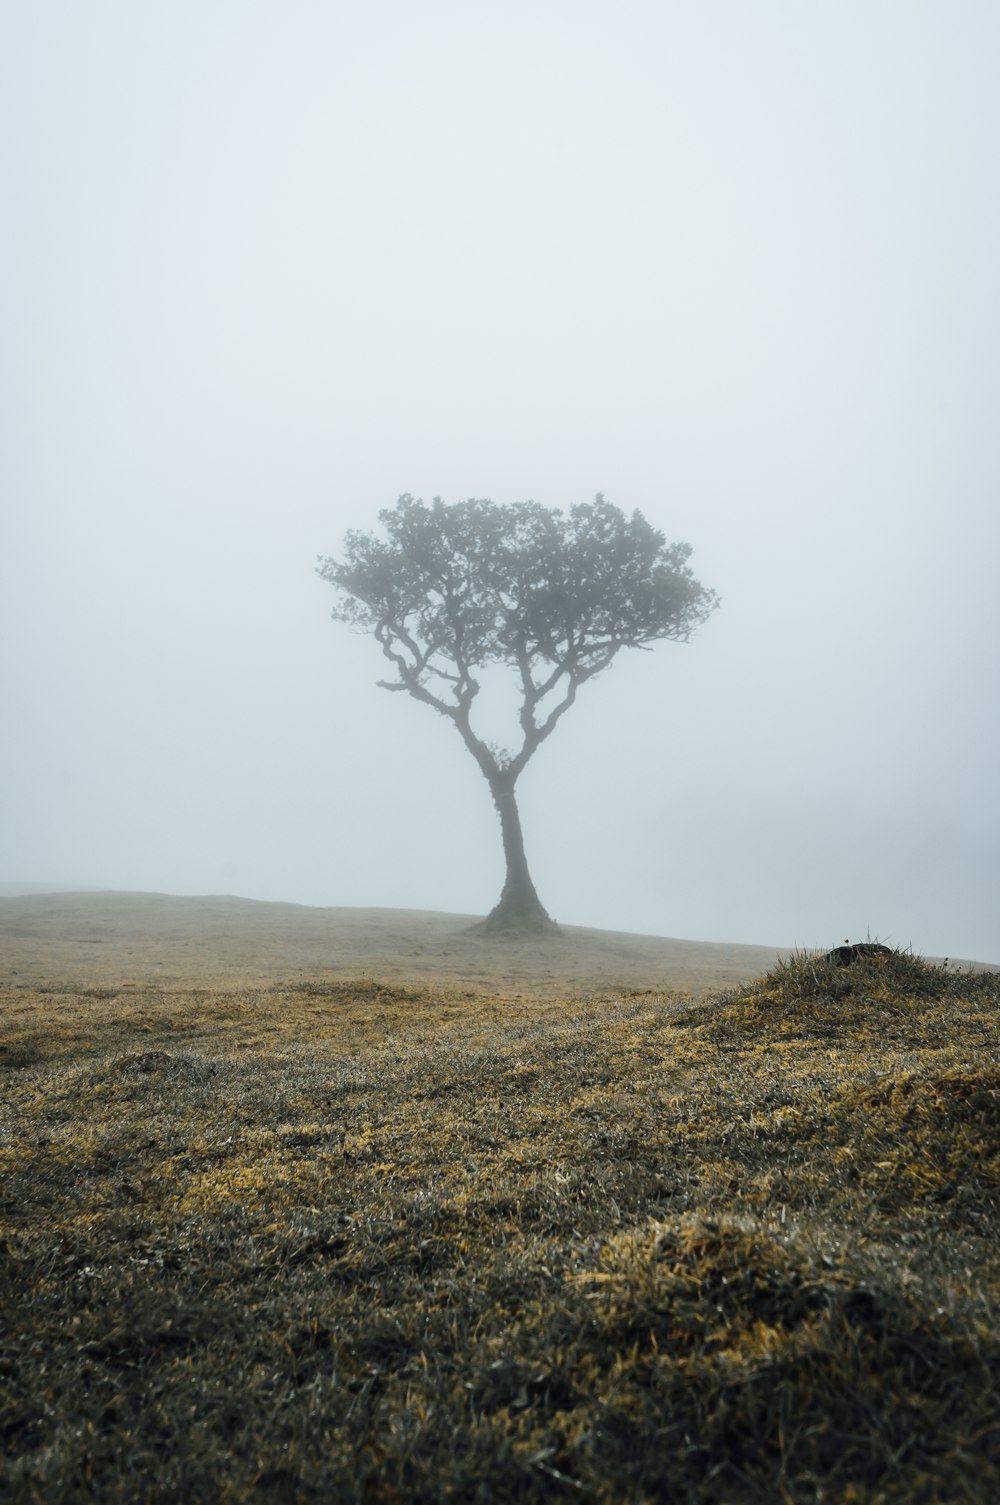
[2,0,998,961]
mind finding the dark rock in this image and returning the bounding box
[826,942,893,966]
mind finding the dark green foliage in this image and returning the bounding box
[320,496,717,713]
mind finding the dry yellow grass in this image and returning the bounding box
[2,922,998,1501]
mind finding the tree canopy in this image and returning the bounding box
[318,495,718,931]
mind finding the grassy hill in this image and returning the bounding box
[0,890,793,995]
[2,938,999,1500]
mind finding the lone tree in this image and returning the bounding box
[318,495,718,933]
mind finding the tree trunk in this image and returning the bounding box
[478,778,559,934]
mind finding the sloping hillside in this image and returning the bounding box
[2,949,998,1501]
[0,889,789,995]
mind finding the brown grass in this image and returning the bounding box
[2,945,999,1502]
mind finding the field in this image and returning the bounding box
[2,896,999,1502]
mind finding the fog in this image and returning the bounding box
[3,1,998,962]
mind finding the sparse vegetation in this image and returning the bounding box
[3,951,999,1501]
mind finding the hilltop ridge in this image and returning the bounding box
[1,888,791,996]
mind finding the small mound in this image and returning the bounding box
[574,1216,837,1348]
[688,950,977,1043]
[119,1050,176,1074]
[558,1215,999,1499]
[113,1051,216,1083]
[0,1042,43,1071]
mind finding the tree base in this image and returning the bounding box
[470,900,563,938]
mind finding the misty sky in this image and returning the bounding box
[3,1,998,962]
